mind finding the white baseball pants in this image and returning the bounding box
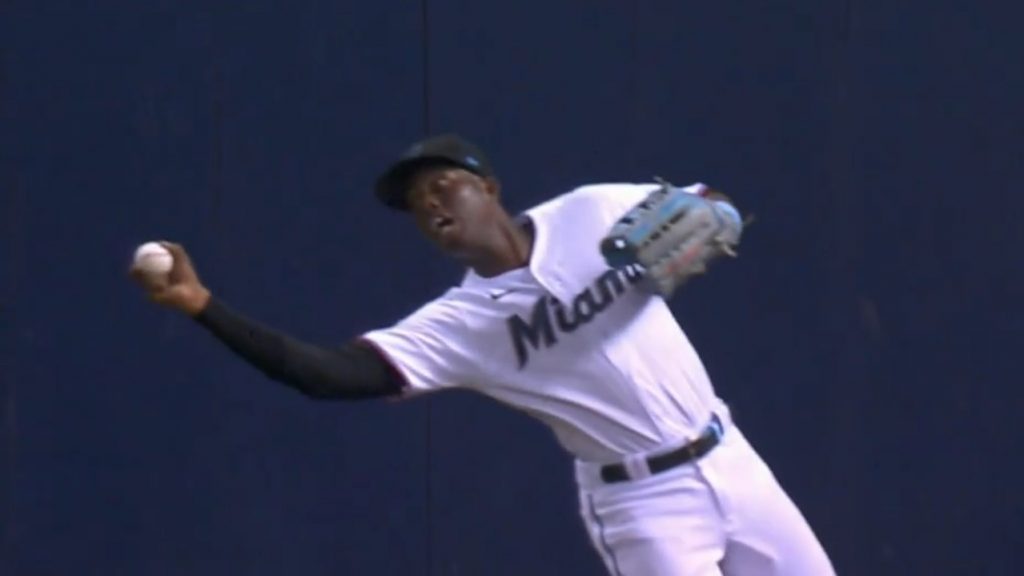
[575,417,836,576]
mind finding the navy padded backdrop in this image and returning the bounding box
[2,2,1021,574]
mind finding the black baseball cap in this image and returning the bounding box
[374,133,495,211]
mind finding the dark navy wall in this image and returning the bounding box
[3,2,1021,574]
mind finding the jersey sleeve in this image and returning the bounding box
[360,296,479,396]
[590,183,657,222]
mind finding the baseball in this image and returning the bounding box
[132,242,174,276]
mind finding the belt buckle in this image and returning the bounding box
[684,414,722,461]
[682,442,699,460]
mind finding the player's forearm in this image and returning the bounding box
[193,298,403,400]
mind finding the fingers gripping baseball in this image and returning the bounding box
[129,241,211,316]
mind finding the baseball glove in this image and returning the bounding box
[600,178,745,298]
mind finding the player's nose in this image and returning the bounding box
[426,191,444,213]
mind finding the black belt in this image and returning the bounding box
[600,414,724,484]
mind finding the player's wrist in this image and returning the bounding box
[182,286,212,317]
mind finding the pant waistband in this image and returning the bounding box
[575,410,731,489]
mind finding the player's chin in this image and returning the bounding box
[430,227,465,251]
[434,235,473,260]
[436,239,468,259]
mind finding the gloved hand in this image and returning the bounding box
[600,179,744,297]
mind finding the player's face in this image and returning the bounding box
[406,165,501,256]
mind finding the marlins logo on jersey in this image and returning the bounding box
[507,264,645,368]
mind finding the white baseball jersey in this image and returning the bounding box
[362,182,726,463]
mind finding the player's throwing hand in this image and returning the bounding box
[129,241,211,316]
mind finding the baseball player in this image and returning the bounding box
[130,134,836,575]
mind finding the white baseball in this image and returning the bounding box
[133,242,174,275]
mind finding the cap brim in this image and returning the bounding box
[374,156,475,211]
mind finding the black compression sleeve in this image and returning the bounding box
[193,298,405,400]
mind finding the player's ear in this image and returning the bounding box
[483,176,501,201]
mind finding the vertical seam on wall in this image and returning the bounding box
[0,8,17,568]
[205,5,227,273]
[626,1,640,175]
[420,2,434,573]
[422,0,432,136]
[208,14,225,250]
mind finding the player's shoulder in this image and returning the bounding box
[380,286,459,328]
[525,182,657,219]
[566,180,710,201]
[562,181,659,205]
[394,282,501,328]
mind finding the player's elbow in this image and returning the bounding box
[294,383,341,400]
[292,375,398,401]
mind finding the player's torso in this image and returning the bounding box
[452,193,721,461]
